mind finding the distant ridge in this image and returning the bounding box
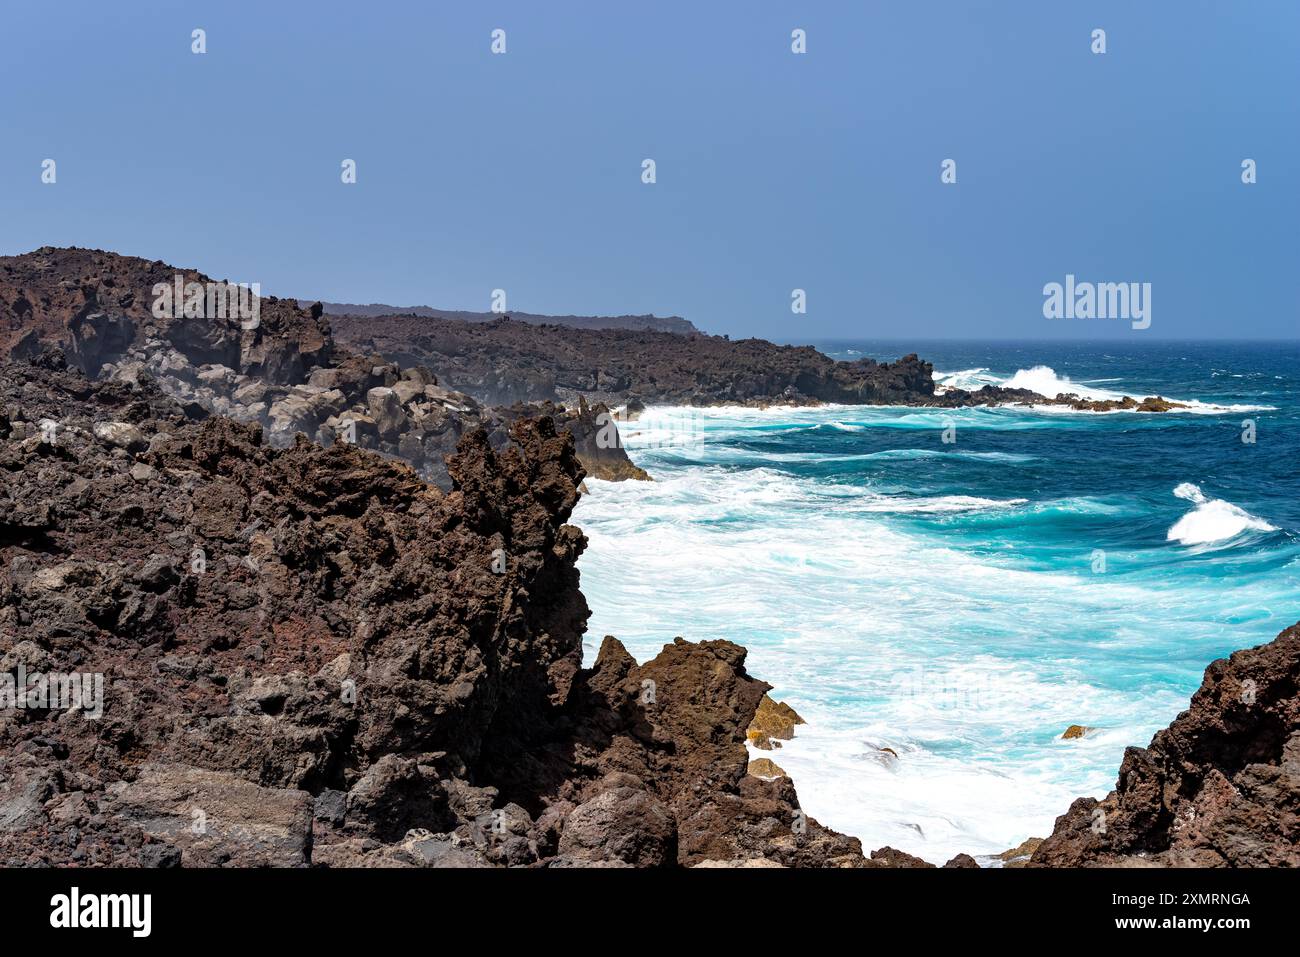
[301,300,698,335]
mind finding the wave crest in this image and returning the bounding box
[1002,366,1121,401]
[1166,483,1276,545]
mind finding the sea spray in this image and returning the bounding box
[575,344,1299,862]
[1167,483,1276,546]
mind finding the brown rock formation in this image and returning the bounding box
[0,354,866,867]
[0,247,651,488]
[996,837,1043,868]
[748,758,788,779]
[747,694,806,750]
[305,300,698,336]
[333,314,941,408]
[331,311,1190,414]
[497,397,652,483]
[0,246,329,382]
[1032,623,1300,867]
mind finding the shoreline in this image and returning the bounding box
[3,247,1295,869]
[609,394,1277,419]
[579,388,1295,865]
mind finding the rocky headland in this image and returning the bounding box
[0,350,874,867]
[305,300,699,336]
[0,247,884,867]
[333,312,1189,413]
[0,248,644,488]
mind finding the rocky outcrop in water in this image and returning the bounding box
[1032,622,1300,867]
[522,398,651,483]
[747,695,805,750]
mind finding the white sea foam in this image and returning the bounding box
[575,474,1183,861]
[934,367,1002,393]
[1003,365,1124,401]
[577,406,1296,862]
[1167,483,1276,545]
[857,494,1028,513]
[934,365,1275,415]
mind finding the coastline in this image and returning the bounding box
[2,248,1296,869]
[579,388,1297,864]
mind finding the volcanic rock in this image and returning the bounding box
[997,837,1043,868]
[1032,623,1300,867]
[747,758,788,779]
[0,356,879,867]
[0,248,651,488]
[747,694,806,750]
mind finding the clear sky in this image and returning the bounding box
[2,1,1296,340]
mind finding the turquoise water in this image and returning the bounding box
[573,341,1300,863]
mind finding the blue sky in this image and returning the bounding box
[2,1,1296,340]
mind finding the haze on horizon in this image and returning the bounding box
[1,0,1296,341]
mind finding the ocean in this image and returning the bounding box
[572,340,1300,864]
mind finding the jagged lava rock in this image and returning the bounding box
[0,356,877,867]
[0,247,650,488]
[1032,623,1300,867]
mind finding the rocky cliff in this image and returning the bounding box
[0,249,866,867]
[1032,622,1300,868]
[333,314,939,408]
[0,248,645,489]
[0,352,867,866]
[307,302,698,336]
[332,313,1191,413]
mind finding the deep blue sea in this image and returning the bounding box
[573,341,1300,863]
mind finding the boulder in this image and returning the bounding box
[232,380,267,404]
[747,758,787,779]
[92,421,147,452]
[392,379,426,405]
[747,694,806,749]
[366,386,406,436]
[557,788,677,867]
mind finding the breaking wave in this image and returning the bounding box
[935,364,1274,414]
[1167,483,1277,546]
